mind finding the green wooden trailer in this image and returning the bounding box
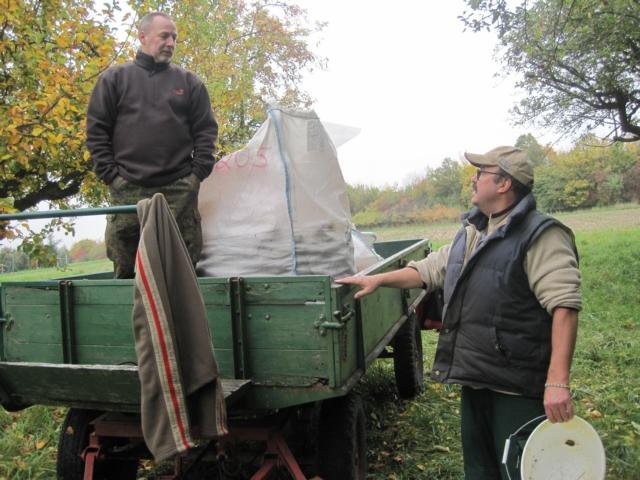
[0,208,442,480]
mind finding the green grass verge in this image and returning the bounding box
[0,259,111,282]
[0,406,63,480]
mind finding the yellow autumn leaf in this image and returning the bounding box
[35,440,47,450]
[98,44,112,56]
[56,36,70,48]
[0,197,16,212]
[34,100,48,112]
[32,127,44,136]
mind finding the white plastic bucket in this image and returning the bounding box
[520,416,606,480]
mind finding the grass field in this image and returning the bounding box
[0,259,111,283]
[0,204,638,479]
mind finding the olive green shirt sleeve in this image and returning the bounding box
[525,225,582,314]
[407,242,451,294]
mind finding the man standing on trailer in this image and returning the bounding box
[337,146,581,479]
[86,11,218,278]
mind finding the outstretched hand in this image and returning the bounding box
[335,275,380,299]
[544,386,574,423]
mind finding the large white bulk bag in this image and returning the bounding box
[198,107,355,277]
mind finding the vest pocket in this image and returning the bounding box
[490,325,511,366]
[494,322,540,364]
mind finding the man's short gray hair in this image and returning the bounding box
[139,12,173,32]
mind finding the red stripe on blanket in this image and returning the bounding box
[136,251,191,451]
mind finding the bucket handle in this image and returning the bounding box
[502,414,547,480]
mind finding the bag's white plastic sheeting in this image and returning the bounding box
[352,230,384,272]
[198,107,361,277]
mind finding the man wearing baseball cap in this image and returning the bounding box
[337,146,581,479]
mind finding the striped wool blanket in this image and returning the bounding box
[133,192,227,461]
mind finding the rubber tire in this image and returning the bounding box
[317,393,367,480]
[393,313,424,399]
[56,408,139,480]
[57,409,100,480]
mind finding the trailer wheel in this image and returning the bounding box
[317,393,367,480]
[56,408,138,480]
[393,313,424,399]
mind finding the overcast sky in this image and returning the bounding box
[297,0,561,186]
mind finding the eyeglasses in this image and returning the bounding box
[475,169,503,180]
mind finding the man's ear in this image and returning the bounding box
[497,176,512,194]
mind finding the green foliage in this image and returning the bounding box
[424,158,464,207]
[347,184,383,215]
[462,0,640,142]
[534,137,639,211]
[349,136,638,226]
[0,0,125,250]
[352,209,386,228]
[0,0,122,213]
[562,179,591,209]
[14,222,71,269]
[0,247,29,273]
[68,239,106,262]
[515,133,547,166]
[622,160,640,202]
[598,173,624,205]
[349,159,466,228]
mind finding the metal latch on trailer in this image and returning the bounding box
[314,305,354,336]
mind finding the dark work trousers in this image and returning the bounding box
[106,174,202,278]
[460,386,545,480]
